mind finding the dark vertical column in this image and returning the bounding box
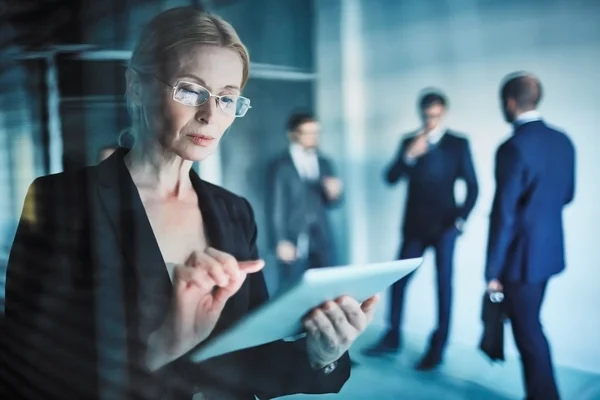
[39,56,51,174]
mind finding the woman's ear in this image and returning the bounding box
[125,68,143,106]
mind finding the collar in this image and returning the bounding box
[514,110,542,127]
[427,125,446,144]
[412,125,446,145]
[290,142,317,156]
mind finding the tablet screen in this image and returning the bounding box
[190,258,422,362]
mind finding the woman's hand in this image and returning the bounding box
[147,247,264,370]
[303,294,380,369]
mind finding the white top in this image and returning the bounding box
[289,143,320,180]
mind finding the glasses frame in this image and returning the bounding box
[159,77,251,118]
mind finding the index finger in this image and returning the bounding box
[238,260,265,274]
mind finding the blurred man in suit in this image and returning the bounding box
[486,72,575,400]
[268,113,343,288]
[365,90,479,370]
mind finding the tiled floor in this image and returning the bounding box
[281,326,600,400]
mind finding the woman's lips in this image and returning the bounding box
[186,134,215,147]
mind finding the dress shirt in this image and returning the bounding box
[290,143,320,181]
[425,124,446,145]
[403,125,446,165]
[513,110,542,128]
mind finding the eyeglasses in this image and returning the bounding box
[164,78,251,118]
[144,71,251,117]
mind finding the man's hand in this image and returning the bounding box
[276,240,297,263]
[488,279,503,292]
[405,133,430,161]
[322,177,343,201]
[303,295,380,369]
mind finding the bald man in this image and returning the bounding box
[485,72,575,400]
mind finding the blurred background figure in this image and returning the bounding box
[365,90,479,371]
[268,113,343,289]
[485,72,576,400]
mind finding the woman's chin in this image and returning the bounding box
[180,145,217,163]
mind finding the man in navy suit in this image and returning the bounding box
[486,72,575,400]
[365,91,479,370]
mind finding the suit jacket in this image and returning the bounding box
[2,148,350,400]
[267,152,340,250]
[485,120,576,283]
[385,130,479,238]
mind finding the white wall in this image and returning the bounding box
[316,0,600,374]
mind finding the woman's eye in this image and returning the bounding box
[181,88,200,96]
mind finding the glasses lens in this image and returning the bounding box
[235,97,251,117]
[217,95,251,117]
[173,82,210,106]
[172,81,251,117]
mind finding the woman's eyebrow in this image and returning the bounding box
[176,74,240,92]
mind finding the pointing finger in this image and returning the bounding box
[238,260,265,274]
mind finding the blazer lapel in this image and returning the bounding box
[285,152,303,182]
[317,156,328,179]
[189,171,232,254]
[94,149,172,342]
[189,172,250,333]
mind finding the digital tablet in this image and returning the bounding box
[190,258,423,363]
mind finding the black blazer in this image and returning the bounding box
[385,130,479,238]
[2,149,350,400]
[267,152,340,248]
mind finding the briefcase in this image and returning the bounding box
[478,291,506,362]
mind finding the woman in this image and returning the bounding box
[3,7,378,400]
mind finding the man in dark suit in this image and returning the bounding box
[268,113,343,287]
[486,72,575,400]
[365,90,479,370]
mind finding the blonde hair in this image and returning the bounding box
[122,7,250,146]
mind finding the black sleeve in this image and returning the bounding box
[385,138,413,184]
[3,179,99,400]
[457,138,479,220]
